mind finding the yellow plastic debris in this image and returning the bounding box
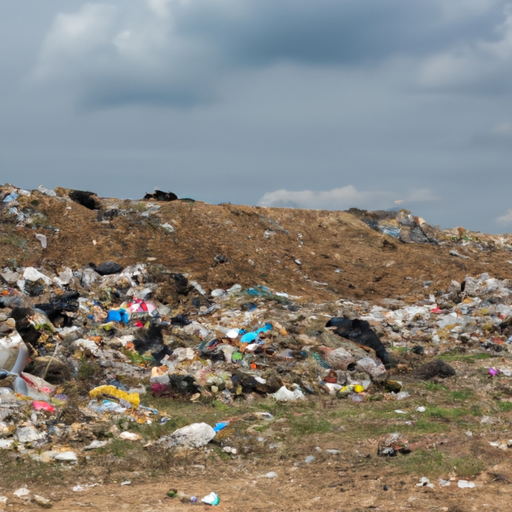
[89,385,140,409]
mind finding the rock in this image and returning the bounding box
[355,356,387,380]
[318,346,355,370]
[84,440,109,450]
[158,422,216,449]
[33,495,52,508]
[265,471,278,478]
[39,451,60,463]
[54,451,78,462]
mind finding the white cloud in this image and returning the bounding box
[497,208,512,223]
[31,1,220,107]
[258,185,390,209]
[257,186,439,210]
[417,6,512,92]
[33,4,119,83]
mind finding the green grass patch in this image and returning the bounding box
[450,389,474,401]
[391,449,485,478]
[403,418,450,434]
[423,404,481,422]
[289,415,332,436]
[437,352,494,363]
[425,382,449,392]
[0,454,64,486]
[497,401,512,412]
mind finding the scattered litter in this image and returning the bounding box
[201,492,220,506]
[272,386,305,402]
[119,432,142,441]
[417,477,434,489]
[13,487,30,498]
[457,480,476,489]
[35,234,47,249]
[157,423,216,449]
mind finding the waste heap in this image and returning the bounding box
[2,182,512,464]
[0,257,511,458]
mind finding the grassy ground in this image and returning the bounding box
[1,353,511,497]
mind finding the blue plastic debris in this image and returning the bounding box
[241,332,257,343]
[106,308,129,324]
[380,226,400,238]
[213,421,229,433]
[255,323,272,334]
[240,323,272,343]
[3,192,18,203]
[245,286,272,297]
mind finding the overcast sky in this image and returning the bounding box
[1,0,512,233]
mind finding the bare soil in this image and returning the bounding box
[1,187,512,302]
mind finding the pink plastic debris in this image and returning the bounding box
[32,401,55,412]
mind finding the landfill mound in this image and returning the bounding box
[2,184,512,303]
[2,184,512,509]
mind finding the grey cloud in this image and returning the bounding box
[30,0,512,108]
[3,1,512,235]
[416,7,512,94]
[175,0,507,65]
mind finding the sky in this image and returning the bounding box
[1,0,512,233]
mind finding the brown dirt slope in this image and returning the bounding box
[1,185,511,301]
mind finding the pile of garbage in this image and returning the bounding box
[347,208,440,244]
[1,256,512,460]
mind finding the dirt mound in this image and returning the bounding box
[1,184,512,302]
